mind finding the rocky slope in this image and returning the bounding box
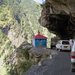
[10,41,54,75]
[39,0,75,39]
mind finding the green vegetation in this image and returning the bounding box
[18,61,36,73]
[0,0,55,75]
[0,0,54,47]
[21,47,31,60]
[40,2,48,8]
[8,60,36,75]
[45,54,49,57]
[0,29,8,46]
[19,46,22,49]
[30,53,34,59]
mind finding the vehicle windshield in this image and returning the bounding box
[62,41,69,44]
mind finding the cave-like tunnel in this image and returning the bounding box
[39,0,75,40]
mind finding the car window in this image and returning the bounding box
[62,41,69,44]
[58,41,61,44]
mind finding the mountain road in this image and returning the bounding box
[22,50,75,75]
[43,50,75,75]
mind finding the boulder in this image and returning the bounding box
[21,41,30,46]
[28,47,51,62]
[22,45,32,49]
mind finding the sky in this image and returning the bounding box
[33,0,45,4]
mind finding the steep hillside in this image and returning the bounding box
[0,0,55,75]
[0,0,55,47]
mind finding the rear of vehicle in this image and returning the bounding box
[56,40,71,51]
[51,36,60,49]
[61,40,71,51]
[71,40,75,72]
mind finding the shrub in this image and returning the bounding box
[45,54,49,57]
[30,53,34,59]
[24,49,29,60]
[18,61,37,73]
[19,61,32,73]
[22,47,32,60]
[9,65,19,75]
[19,46,22,49]
[9,61,37,74]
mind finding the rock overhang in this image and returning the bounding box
[39,0,75,39]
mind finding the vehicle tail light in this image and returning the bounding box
[72,64,75,67]
[71,52,75,58]
[71,56,75,58]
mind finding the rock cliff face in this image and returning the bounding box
[39,0,75,39]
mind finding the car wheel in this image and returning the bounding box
[69,49,71,52]
[71,68,75,72]
[71,65,75,72]
[56,48,58,50]
[59,49,62,52]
